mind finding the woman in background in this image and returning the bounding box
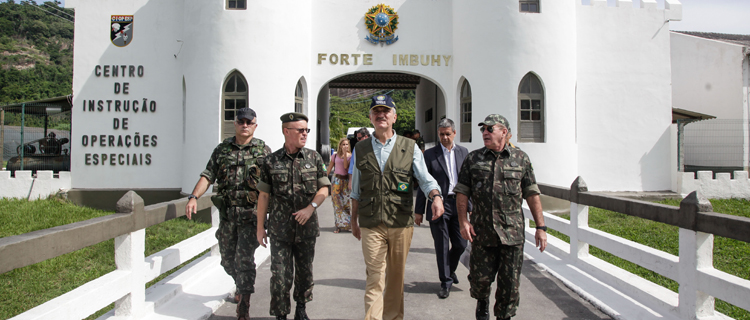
[327,139,352,233]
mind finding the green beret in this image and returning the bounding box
[280,112,309,123]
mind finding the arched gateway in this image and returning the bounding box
[67,0,679,194]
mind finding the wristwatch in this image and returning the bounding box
[536,225,547,232]
[311,202,319,209]
[187,194,198,201]
[429,194,443,202]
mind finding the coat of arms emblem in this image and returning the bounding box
[364,4,399,45]
[111,15,133,47]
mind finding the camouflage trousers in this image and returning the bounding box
[269,238,316,316]
[216,206,260,295]
[469,241,524,319]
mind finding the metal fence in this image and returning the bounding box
[681,119,749,177]
[1,111,71,173]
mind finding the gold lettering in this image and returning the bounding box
[393,54,397,65]
[410,54,418,66]
[341,54,350,65]
[363,54,373,65]
[443,55,452,67]
[420,55,429,66]
[317,53,327,64]
[400,54,408,65]
[330,54,339,64]
[352,54,361,65]
[431,55,440,66]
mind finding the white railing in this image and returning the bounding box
[524,177,750,320]
[5,191,221,320]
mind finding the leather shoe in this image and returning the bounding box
[497,318,510,320]
[294,303,310,320]
[438,287,450,299]
[476,299,490,320]
[451,272,459,284]
[275,315,287,320]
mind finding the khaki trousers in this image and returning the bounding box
[361,223,414,320]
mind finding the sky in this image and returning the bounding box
[27,0,750,35]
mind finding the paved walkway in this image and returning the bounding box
[207,199,610,320]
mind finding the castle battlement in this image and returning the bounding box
[583,0,682,21]
[0,170,71,200]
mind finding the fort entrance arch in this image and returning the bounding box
[314,71,448,162]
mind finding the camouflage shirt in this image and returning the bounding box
[200,137,271,213]
[257,147,331,243]
[453,146,540,246]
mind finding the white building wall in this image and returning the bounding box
[65,0,683,192]
[68,0,185,189]
[671,32,747,119]
[576,1,677,191]
[452,0,579,189]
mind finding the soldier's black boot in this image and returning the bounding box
[275,315,287,320]
[476,299,490,320]
[236,294,250,320]
[497,317,511,320]
[294,303,310,320]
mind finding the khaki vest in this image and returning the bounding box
[355,135,415,228]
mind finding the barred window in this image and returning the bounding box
[226,0,246,10]
[518,73,544,142]
[460,80,472,143]
[520,0,540,13]
[222,71,248,140]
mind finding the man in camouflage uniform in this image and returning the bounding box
[256,112,331,320]
[185,107,271,320]
[454,114,547,320]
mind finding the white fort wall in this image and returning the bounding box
[65,0,681,192]
[576,0,678,191]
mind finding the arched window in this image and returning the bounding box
[222,71,248,140]
[460,80,472,143]
[226,0,246,10]
[294,80,304,113]
[520,0,540,13]
[518,73,544,142]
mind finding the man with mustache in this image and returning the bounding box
[455,114,547,320]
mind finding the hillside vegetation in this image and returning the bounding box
[0,0,73,105]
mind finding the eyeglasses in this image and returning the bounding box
[357,135,368,141]
[480,126,497,133]
[286,127,311,134]
[236,119,256,126]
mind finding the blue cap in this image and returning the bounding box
[370,94,396,110]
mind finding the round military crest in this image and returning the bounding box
[364,4,399,45]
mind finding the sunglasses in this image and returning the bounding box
[479,126,498,133]
[236,119,256,126]
[287,128,311,134]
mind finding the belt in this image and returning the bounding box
[445,194,456,199]
[334,174,349,180]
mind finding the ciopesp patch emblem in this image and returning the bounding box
[111,15,133,47]
[364,4,399,45]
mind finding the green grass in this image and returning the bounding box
[0,197,212,319]
[546,198,750,320]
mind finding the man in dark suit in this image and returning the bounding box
[415,118,471,299]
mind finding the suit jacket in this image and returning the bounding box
[415,143,472,220]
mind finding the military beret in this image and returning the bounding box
[280,112,309,123]
[370,94,396,110]
[236,107,256,122]
[478,114,510,129]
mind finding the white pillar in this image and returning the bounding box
[678,229,715,319]
[114,229,146,317]
[569,202,589,261]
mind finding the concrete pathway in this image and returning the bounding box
[206,199,611,320]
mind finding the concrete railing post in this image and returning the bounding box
[113,191,146,317]
[678,191,715,319]
[569,177,589,262]
[211,206,221,256]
